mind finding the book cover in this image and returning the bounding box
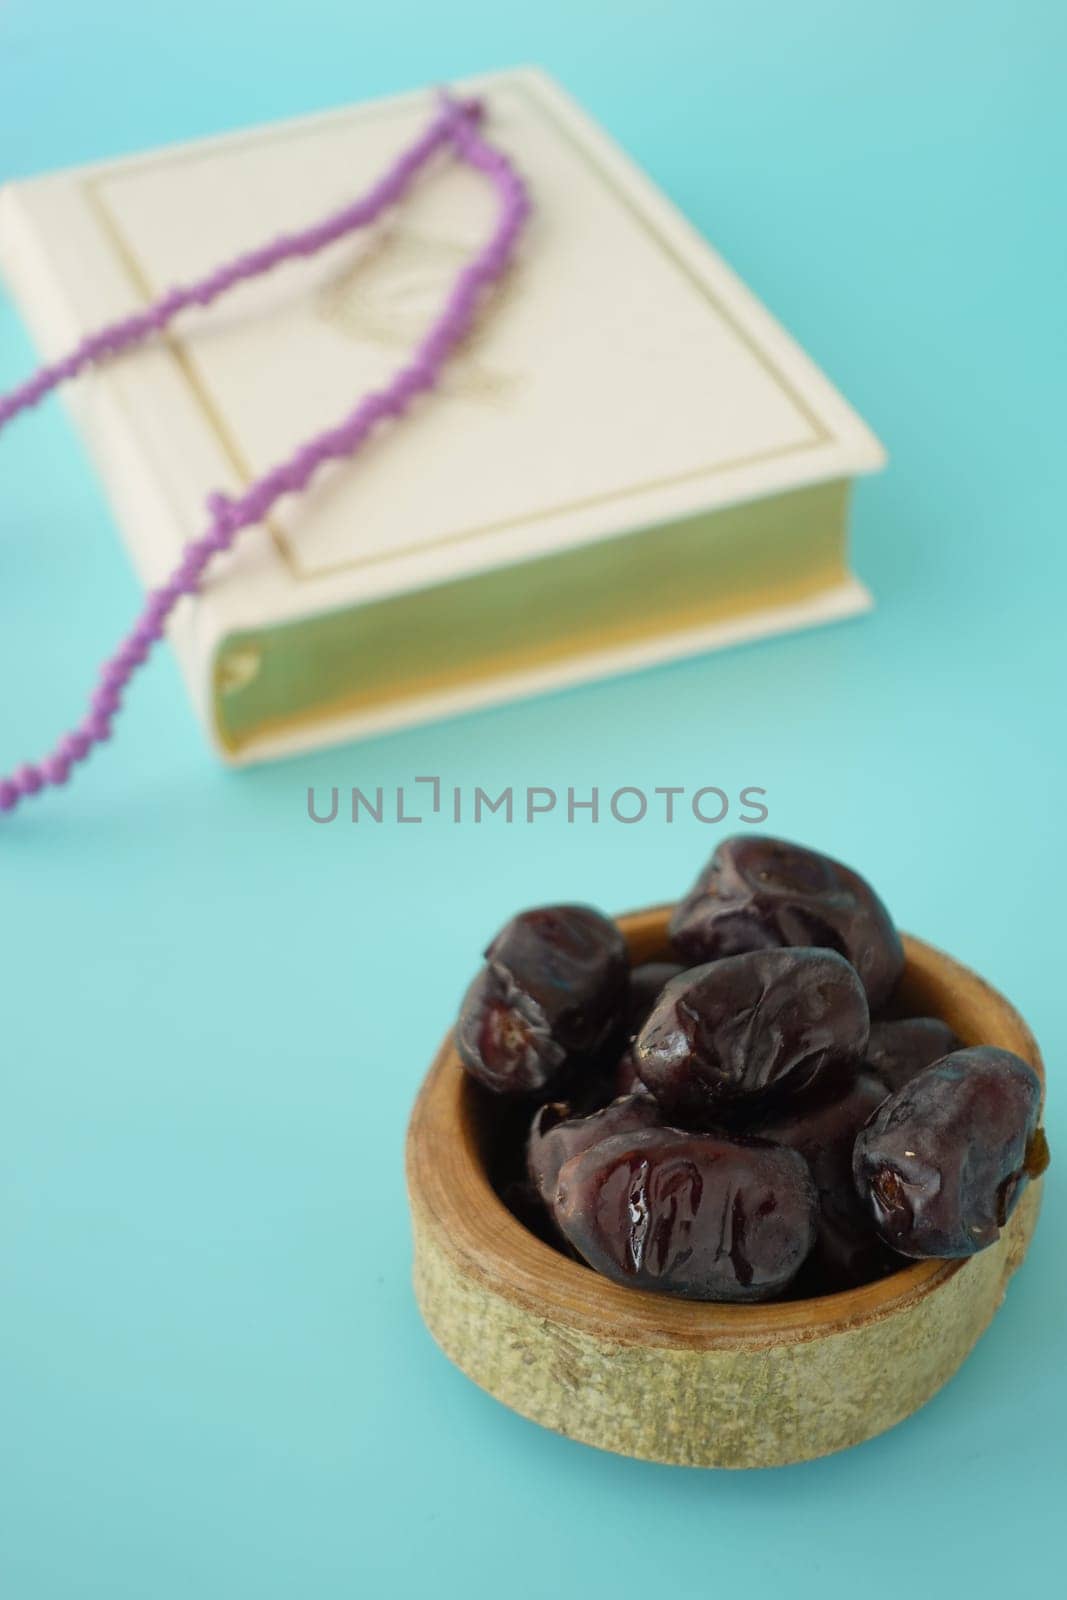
[0,68,886,762]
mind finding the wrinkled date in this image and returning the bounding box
[759,1069,893,1286]
[527,1092,662,1204]
[611,962,687,1100]
[456,905,629,1094]
[633,948,869,1122]
[865,1016,961,1094]
[669,836,904,1008]
[853,1047,1046,1257]
[553,1128,819,1301]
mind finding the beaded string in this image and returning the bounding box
[0,93,530,815]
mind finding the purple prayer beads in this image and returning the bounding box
[0,93,530,814]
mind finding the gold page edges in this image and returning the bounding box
[212,479,851,755]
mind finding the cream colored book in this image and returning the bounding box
[0,67,885,764]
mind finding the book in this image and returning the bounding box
[0,67,885,764]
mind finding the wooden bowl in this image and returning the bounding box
[406,908,1045,1468]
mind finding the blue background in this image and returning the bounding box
[2,3,1064,1595]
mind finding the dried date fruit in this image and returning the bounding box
[633,947,869,1122]
[865,1016,961,1094]
[853,1046,1046,1257]
[760,1069,895,1286]
[456,905,629,1094]
[542,979,684,1116]
[527,1092,662,1204]
[577,963,687,1107]
[669,836,904,1008]
[553,1128,818,1301]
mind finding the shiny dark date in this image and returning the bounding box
[865,1016,961,1094]
[669,836,904,1008]
[553,1128,818,1302]
[527,1092,662,1204]
[604,963,688,1104]
[456,905,628,1094]
[633,947,869,1121]
[853,1046,1045,1257]
[760,1068,895,1286]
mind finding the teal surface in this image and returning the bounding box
[2,4,1064,1596]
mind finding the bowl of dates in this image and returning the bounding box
[406,838,1049,1467]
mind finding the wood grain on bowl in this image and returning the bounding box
[406,909,1045,1468]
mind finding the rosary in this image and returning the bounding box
[0,93,530,815]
